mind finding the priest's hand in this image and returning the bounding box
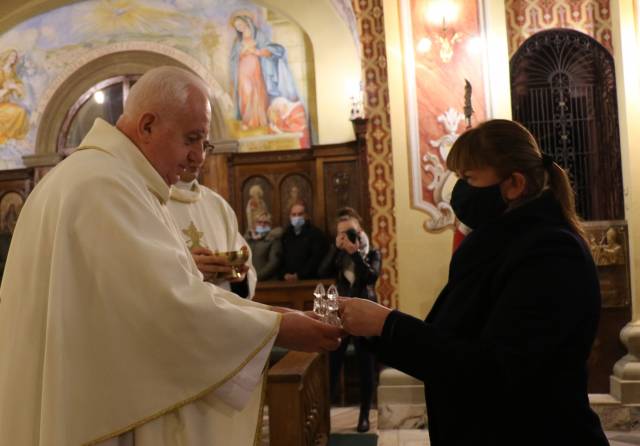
[339,297,392,337]
[228,264,250,283]
[275,312,343,352]
[190,247,234,281]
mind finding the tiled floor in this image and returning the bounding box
[607,432,640,446]
[329,407,640,446]
[262,406,640,445]
[331,407,428,445]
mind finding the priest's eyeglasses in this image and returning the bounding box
[203,141,215,154]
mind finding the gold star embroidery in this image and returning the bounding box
[182,221,206,249]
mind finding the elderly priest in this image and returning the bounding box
[0,66,342,446]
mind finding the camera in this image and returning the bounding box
[345,228,359,244]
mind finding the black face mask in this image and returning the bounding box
[450,179,507,229]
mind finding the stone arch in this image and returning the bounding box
[32,41,230,161]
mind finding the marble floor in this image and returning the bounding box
[263,406,640,445]
[330,406,640,446]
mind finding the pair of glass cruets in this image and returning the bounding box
[313,283,342,327]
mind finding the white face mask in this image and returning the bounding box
[255,225,271,236]
[290,216,305,228]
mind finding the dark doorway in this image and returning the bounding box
[511,29,623,221]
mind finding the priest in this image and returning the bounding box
[167,146,256,298]
[0,66,341,446]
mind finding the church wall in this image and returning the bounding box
[385,0,640,325]
[382,0,512,318]
[267,10,319,145]
[611,0,640,321]
[259,0,362,147]
[505,0,613,56]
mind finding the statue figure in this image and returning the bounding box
[464,79,474,129]
[591,227,625,266]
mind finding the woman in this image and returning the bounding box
[245,211,282,281]
[339,120,609,445]
[330,207,380,433]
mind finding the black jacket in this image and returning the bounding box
[373,192,608,446]
[280,221,328,279]
[335,249,381,301]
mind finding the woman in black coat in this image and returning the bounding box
[330,208,381,433]
[339,119,609,446]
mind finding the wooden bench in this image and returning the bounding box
[254,279,334,311]
[267,351,330,446]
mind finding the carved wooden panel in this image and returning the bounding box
[267,352,330,446]
[279,173,313,226]
[323,159,360,238]
[220,143,366,238]
[584,220,631,392]
[242,176,274,234]
[0,168,34,235]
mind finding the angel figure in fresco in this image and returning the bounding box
[268,97,310,147]
[0,49,29,145]
[229,11,307,138]
[246,184,268,232]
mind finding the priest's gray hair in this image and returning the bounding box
[122,66,210,119]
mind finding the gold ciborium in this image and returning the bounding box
[215,246,250,280]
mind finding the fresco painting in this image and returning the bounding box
[229,10,310,150]
[0,0,313,168]
[401,0,490,232]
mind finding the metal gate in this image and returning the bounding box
[510,29,623,221]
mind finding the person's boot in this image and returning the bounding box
[356,409,370,433]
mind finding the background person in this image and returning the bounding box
[246,210,283,281]
[329,207,380,433]
[280,200,328,281]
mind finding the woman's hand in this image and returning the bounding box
[339,297,392,337]
[336,233,358,255]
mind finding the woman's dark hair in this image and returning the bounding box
[446,119,586,243]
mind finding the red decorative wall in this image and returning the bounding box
[352,0,399,308]
[505,0,613,56]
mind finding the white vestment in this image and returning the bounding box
[167,181,257,298]
[0,118,280,446]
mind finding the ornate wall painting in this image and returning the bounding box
[505,0,613,57]
[242,175,273,233]
[0,49,30,168]
[0,0,314,169]
[228,10,311,152]
[0,190,24,233]
[400,0,491,232]
[279,173,312,226]
[351,0,398,308]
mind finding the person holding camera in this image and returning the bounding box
[330,207,381,432]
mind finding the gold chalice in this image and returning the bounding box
[216,246,250,280]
